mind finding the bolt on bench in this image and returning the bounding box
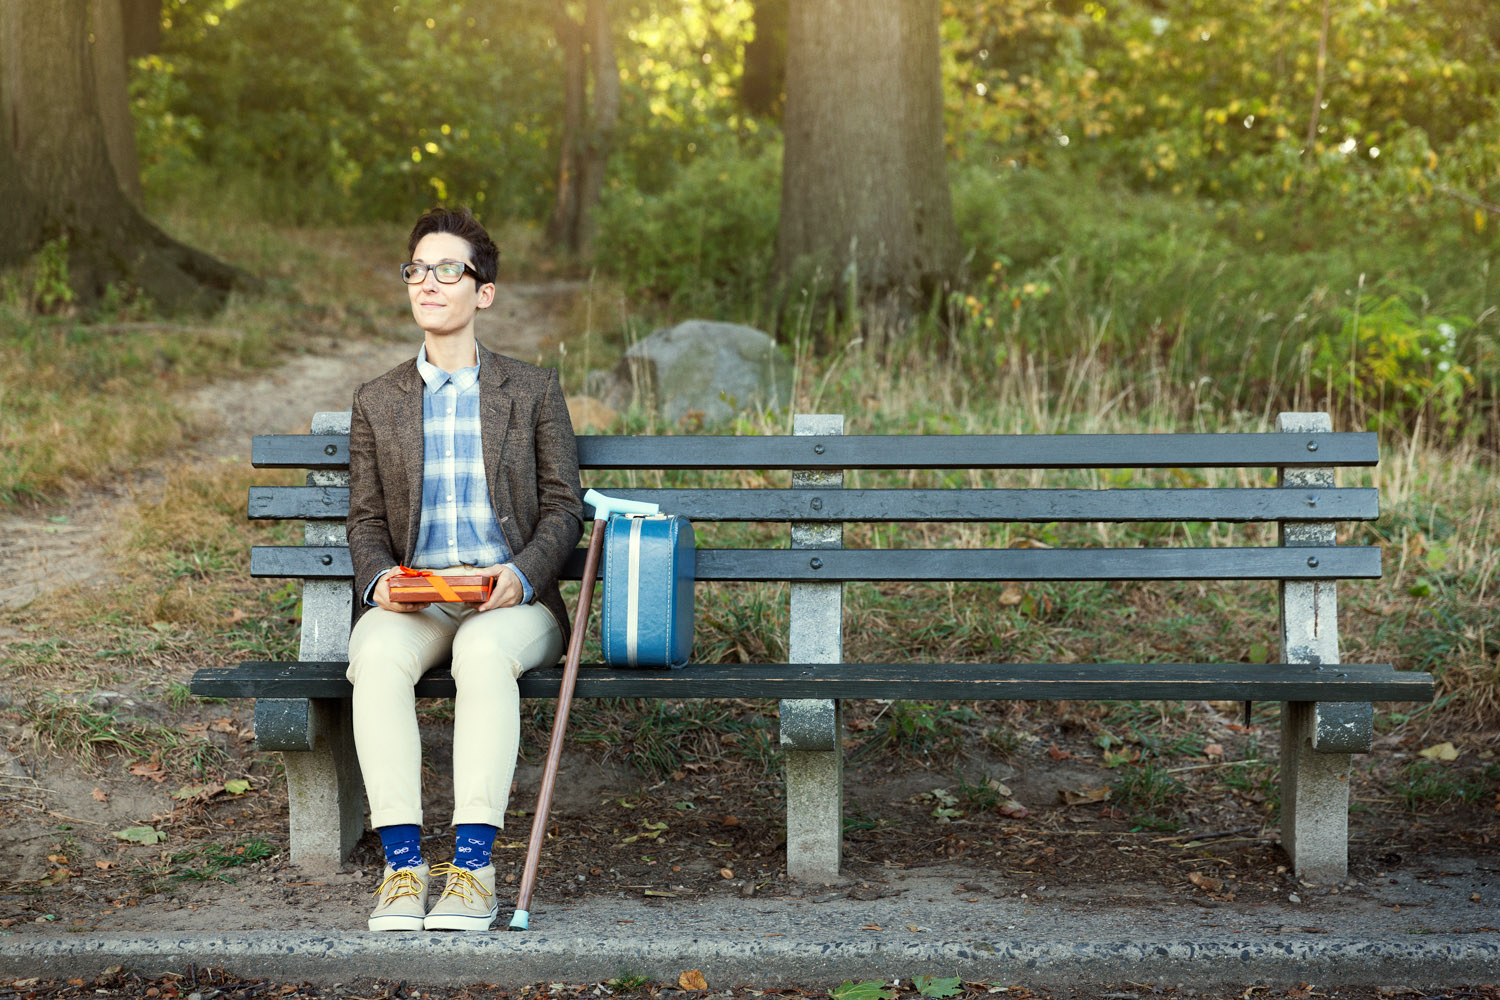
[191,410,1434,884]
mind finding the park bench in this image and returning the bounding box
[190,410,1434,884]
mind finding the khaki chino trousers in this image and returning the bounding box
[346,591,564,831]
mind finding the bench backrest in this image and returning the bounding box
[249,414,1378,589]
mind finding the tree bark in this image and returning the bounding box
[545,0,618,256]
[119,0,160,59]
[777,0,960,302]
[741,0,787,120]
[89,0,143,203]
[0,0,250,313]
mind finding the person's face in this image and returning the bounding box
[406,232,494,338]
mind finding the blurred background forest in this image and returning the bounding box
[2,0,1499,450]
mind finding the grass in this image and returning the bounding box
[133,838,276,892]
[19,692,228,777]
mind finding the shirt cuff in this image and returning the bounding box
[503,563,535,605]
[364,567,398,608]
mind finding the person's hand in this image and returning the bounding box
[473,565,523,612]
[373,568,428,613]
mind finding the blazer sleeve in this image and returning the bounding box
[347,384,399,603]
[507,370,583,594]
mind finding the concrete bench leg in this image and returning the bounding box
[782,700,843,882]
[1276,412,1355,883]
[785,413,844,883]
[282,700,364,872]
[1280,701,1351,882]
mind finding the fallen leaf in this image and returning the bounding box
[113,826,166,845]
[39,867,73,886]
[171,784,212,801]
[1418,742,1459,761]
[47,853,67,864]
[1047,743,1074,760]
[721,814,740,827]
[997,799,1029,819]
[210,718,238,734]
[1060,785,1111,806]
[831,981,896,1000]
[998,585,1023,605]
[95,861,116,871]
[643,889,676,898]
[718,868,734,879]
[860,923,882,931]
[915,976,963,999]
[679,970,707,991]
[1203,743,1225,759]
[1189,872,1224,893]
[91,787,107,802]
[127,762,167,783]
[225,608,249,625]
[224,779,251,795]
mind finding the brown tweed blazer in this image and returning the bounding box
[346,343,584,647]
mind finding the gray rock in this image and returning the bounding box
[615,320,793,425]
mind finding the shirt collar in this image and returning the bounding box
[416,344,481,393]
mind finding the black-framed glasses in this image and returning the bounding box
[400,260,480,285]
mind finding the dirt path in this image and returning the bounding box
[0,281,582,613]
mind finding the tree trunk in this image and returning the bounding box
[741,0,787,120]
[545,0,618,255]
[89,0,142,203]
[545,2,587,250]
[0,0,250,313]
[119,0,160,59]
[777,0,960,301]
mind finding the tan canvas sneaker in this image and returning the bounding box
[368,863,430,932]
[424,862,499,931]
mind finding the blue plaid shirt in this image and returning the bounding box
[366,346,532,605]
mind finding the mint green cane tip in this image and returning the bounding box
[509,910,530,931]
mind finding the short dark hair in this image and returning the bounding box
[406,206,498,285]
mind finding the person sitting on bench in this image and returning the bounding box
[346,206,583,931]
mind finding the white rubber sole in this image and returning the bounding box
[368,912,426,932]
[424,905,500,931]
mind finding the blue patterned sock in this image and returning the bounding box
[377,824,424,870]
[453,823,497,871]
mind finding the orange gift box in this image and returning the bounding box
[388,571,494,604]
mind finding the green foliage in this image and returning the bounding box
[594,143,781,313]
[140,1,559,221]
[1310,290,1474,433]
[942,0,1500,207]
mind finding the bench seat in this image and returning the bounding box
[197,659,1426,703]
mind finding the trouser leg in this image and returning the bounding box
[346,605,460,830]
[449,603,564,829]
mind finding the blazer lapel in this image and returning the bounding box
[395,362,426,557]
[477,344,514,513]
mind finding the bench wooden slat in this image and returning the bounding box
[248,486,1381,523]
[252,431,1379,471]
[192,660,1432,703]
[249,544,1380,582]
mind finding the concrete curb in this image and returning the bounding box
[3,932,1497,988]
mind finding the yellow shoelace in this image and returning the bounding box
[374,867,425,902]
[429,862,493,905]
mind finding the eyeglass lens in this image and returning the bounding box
[401,261,470,284]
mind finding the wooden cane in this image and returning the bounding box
[507,514,607,931]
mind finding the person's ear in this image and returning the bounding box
[476,282,496,309]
